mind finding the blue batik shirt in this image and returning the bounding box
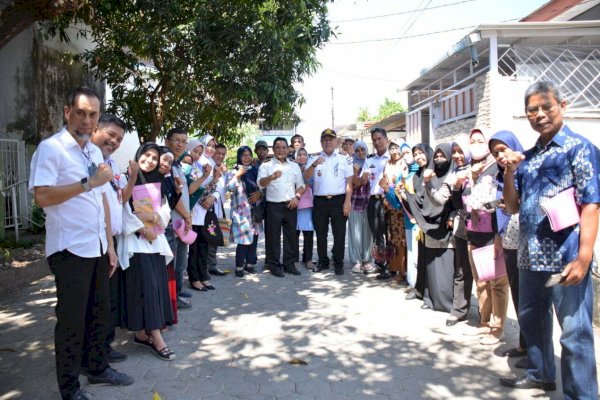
[516,125,600,272]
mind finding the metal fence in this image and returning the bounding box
[0,139,29,229]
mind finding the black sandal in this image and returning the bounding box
[152,345,176,361]
[133,335,153,348]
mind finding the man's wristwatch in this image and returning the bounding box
[81,177,91,192]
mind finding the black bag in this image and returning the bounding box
[200,208,224,246]
[251,202,265,224]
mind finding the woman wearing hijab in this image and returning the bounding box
[188,134,222,291]
[489,130,526,359]
[295,148,315,269]
[400,144,432,300]
[349,140,374,273]
[119,142,175,361]
[384,142,420,287]
[380,140,407,282]
[454,128,509,345]
[227,146,264,277]
[407,142,455,313]
[442,137,474,327]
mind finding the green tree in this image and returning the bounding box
[356,107,371,122]
[375,98,406,120]
[43,0,332,143]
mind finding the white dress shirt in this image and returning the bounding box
[308,151,353,196]
[257,158,305,202]
[29,127,108,258]
[360,151,390,196]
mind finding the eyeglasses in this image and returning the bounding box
[167,138,187,145]
[525,103,557,116]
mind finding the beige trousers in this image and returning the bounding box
[468,244,509,330]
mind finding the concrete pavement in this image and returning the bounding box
[1,237,599,400]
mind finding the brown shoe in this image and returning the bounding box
[480,329,503,345]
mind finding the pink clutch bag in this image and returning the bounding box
[298,186,314,209]
[471,244,507,282]
[541,187,580,232]
[173,219,197,245]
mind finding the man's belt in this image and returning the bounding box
[315,194,345,200]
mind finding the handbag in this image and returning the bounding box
[471,244,507,282]
[173,218,197,245]
[200,208,225,246]
[251,202,265,224]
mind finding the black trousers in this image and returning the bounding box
[451,236,473,319]
[504,248,526,349]
[367,196,388,248]
[47,250,111,399]
[265,201,298,269]
[235,235,259,267]
[188,225,211,282]
[297,230,314,262]
[313,195,347,269]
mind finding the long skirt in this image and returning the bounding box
[387,209,406,278]
[123,252,174,331]
[422,247,455,313]
[348,210,373,264]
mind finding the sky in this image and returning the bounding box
[295,0,549,143]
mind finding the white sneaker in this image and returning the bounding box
[351,262,362,273]
[363,263,378,274]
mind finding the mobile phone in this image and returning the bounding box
[243,165,252,170]
[545,272,565,287]
[483,199,502,210]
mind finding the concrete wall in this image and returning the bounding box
[0,23,103,144]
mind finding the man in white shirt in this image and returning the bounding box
[164,128,194,309]
[304,129,353,275]
[90,113,133,365]
[360,127,391,279]
[206,143,229,276]
[29,87,133,400]
[258,137,305,277]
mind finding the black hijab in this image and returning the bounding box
[159,146,181,209]
[134,142,163,186]
[237,146,259,196]
[406,142,453,242]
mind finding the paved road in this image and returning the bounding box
[1,236,599,400]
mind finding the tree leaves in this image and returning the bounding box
[43,0,332,143]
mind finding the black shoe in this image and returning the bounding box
[245,266,257,274]
[313,264,330,272]
[334,267,344,275]
[376,269,392,280]
[179,290,192,298]
[284,265,301,275]
[499,376,556,391]
[209,268,227,276]
[515,358,527,369]
[270,266,285,278]
[235,268,245,278]
[503,348,527,358]
[108,348,127,363]
[177,299,192,310]
[87,367,134,386]
[405,291,417,300]
[72,389,90,400]
[445,316,466,327]
[190,282,208,292]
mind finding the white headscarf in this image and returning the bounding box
[198,134,216,168]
